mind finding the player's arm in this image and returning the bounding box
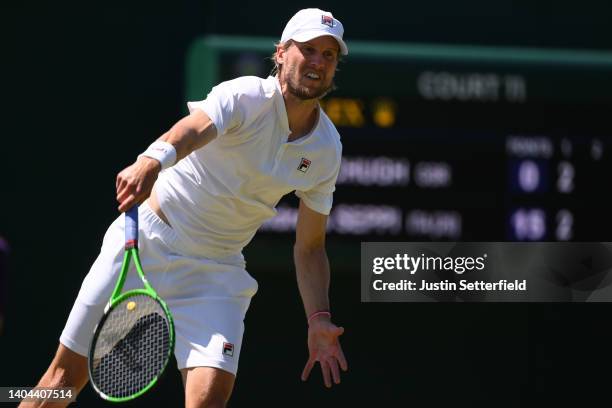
[116,109,216,212]
[294,199,348,388]
[159,108,218,161]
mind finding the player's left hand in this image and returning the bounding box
[301,319,348,388]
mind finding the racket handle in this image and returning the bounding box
[125,206,139,249]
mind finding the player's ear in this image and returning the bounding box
[276,42,288,64]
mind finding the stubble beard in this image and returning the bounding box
[283,64,334,100]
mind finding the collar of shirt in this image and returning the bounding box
[270,76,322,145]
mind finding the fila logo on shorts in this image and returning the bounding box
[297,158,312,173]
[223,342,234,357]
[321,15,335,27]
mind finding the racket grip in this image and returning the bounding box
[125,206,139,249]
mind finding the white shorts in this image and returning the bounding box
[60,202,258,375]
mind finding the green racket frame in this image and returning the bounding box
[88,206,175,402]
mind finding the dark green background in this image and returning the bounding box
[2,1,612,406]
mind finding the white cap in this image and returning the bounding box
[280,8,348,55]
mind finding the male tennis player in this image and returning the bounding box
[21,8,348,407]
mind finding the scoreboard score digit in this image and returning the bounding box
[186,37,612,241]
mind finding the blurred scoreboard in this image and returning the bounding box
[186,36,612,241]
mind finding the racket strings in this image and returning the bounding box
[90,295,171,398]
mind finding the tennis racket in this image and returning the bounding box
[88,205,175,402]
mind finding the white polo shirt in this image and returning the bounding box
[155,75,342,258]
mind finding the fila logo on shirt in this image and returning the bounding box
[222,342,234,357]
[297,158,311,173]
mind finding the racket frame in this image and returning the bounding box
[88,206,175,402]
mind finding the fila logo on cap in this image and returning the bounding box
[297,158,312,173]
[222,342,234,357]
[321,15,335,27]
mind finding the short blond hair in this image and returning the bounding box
[270,40,294,77]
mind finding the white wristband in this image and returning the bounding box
[138,141,177,170]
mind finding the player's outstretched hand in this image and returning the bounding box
[301,319,348,388]
[116,156,161,212]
